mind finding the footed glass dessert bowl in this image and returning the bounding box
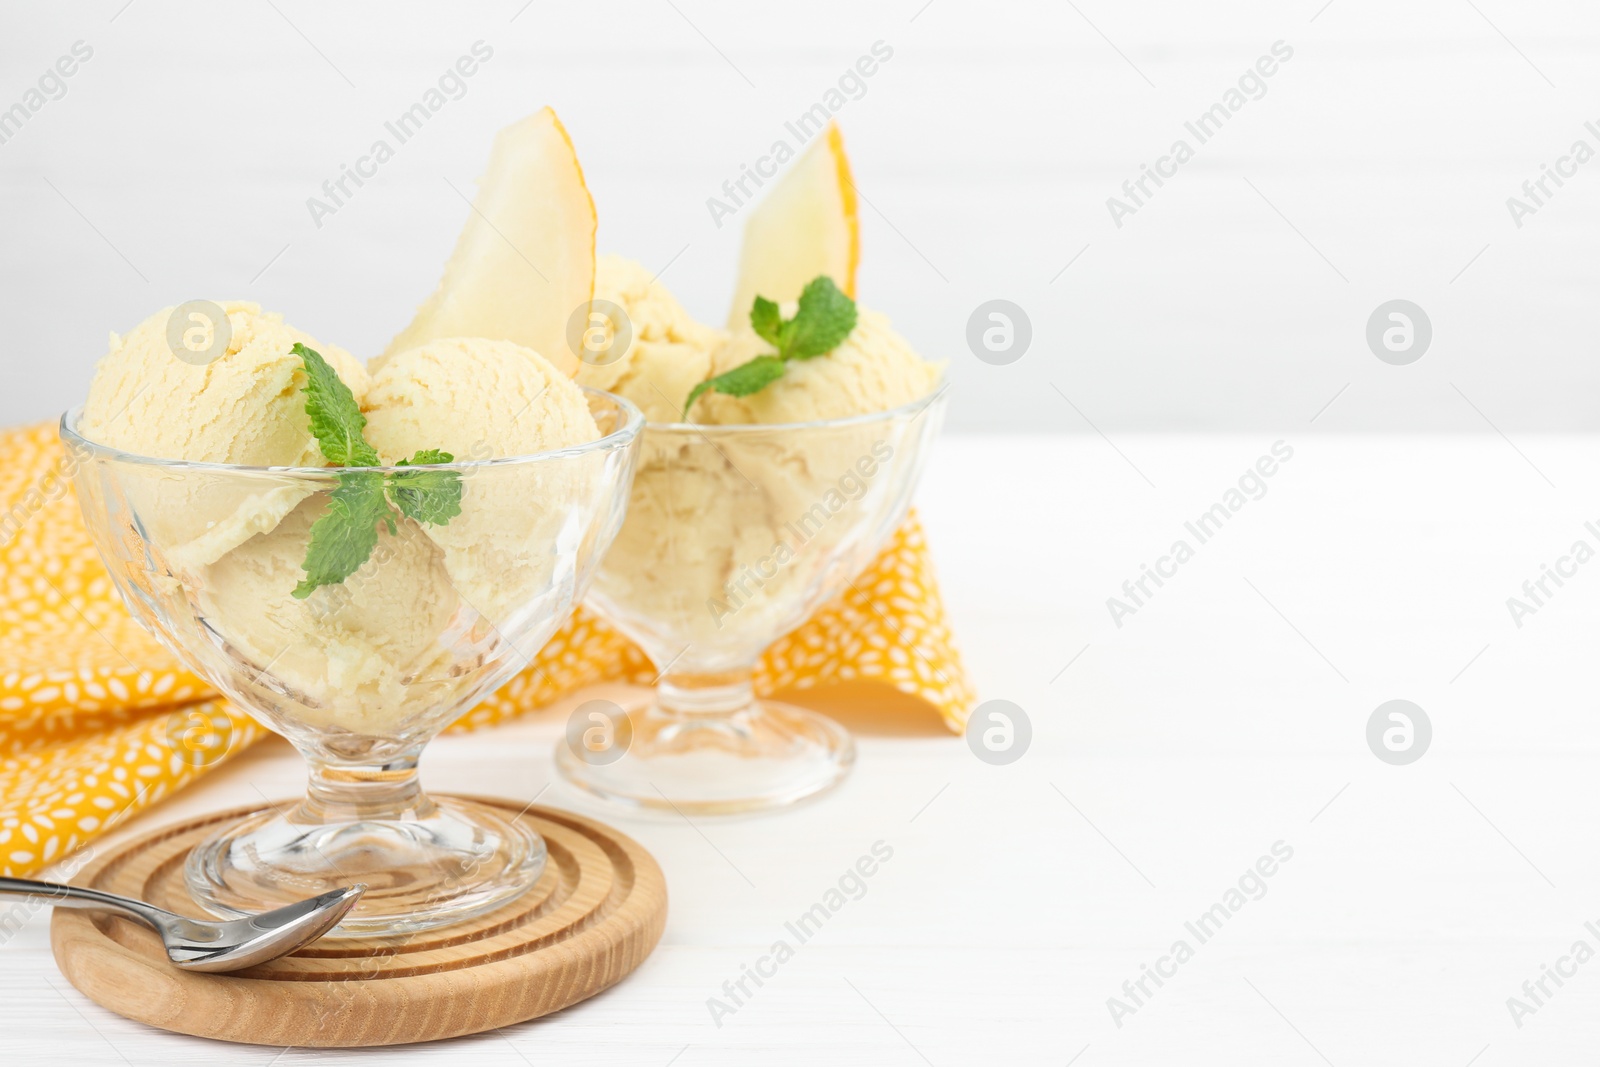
[560,382,949,814]
[62,390,641,935]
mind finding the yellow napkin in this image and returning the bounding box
[0,422,975,876]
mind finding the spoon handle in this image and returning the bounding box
[0,876,170,929]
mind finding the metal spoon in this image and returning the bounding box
[0,876,365,972]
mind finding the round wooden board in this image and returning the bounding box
[50,797,667,1047]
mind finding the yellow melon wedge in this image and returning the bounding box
[727,122,859,328]
[382,107,594,377]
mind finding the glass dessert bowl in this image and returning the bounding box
[559,381,949,814]
[62,389,641,935]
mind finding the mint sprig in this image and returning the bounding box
[684,275,857,418]
[388,449,465,526]
[290,346,463,599]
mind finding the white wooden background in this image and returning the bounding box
[2,0,1598,432]
[7,432,1600,1063]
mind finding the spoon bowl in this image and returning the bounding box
[1,877,364,972]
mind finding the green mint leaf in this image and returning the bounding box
[750,296,783,348]
[682,380,714,419]
[289,348,462,594]
[687,275,857,415]
[387,450,463,527]
[292,471,390,599]
[294,342,378,467]
[783,275,857,360]
[708,356,789,396]
[683,356,788,418]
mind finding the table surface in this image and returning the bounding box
[6,432,1600,1065]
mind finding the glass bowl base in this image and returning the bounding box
[185,795,545,938]
[556,698,855,815]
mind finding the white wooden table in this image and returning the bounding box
[6,433,1599,1065]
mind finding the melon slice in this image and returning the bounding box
[726,122,859,328]
[382,107,594,377]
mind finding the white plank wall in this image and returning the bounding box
[2,0,1597,432]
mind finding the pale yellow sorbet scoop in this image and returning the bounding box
[362,337,600,628]
[81,300,368,464]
